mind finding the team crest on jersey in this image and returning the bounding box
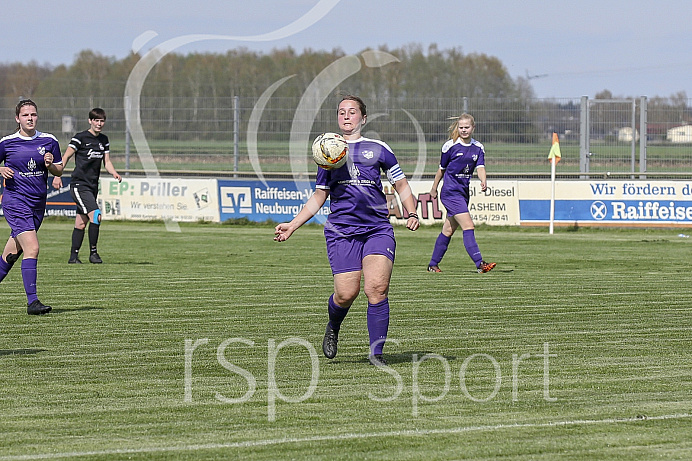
[27,158,37,170]
[472,154,478,161]
[362,150,374,159]
[37,146,46,156]
[348,163,360,178]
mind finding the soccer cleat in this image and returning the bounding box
[477,261,497,273]
[68,256,82,264]
[322,324,338,359]
[427,265,442,273]
[369,354,387,367]
[89,252,103,264]
[27,300,52,315]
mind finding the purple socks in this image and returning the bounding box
[430,230,483,268]
[327,293,349,331]
[21,258,38,304]
[328,294,390,356]
[463,229,483,267]
[429,233,451,266]
[367,298,390,355]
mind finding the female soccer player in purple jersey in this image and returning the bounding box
[274,95,419,366]
[427,113,496,274]
[0,99,64,314]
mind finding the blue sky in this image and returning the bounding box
[4,0,691,99]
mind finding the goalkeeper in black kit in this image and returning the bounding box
[53,108,122,264]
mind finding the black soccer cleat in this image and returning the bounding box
[369,354,387,367]
[427,265,442,273]
[89,252,103,264]
[68,256,82,264]
[27,300,52,315]
[322,324,339,359]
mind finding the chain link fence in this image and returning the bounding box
[2,96,690,177]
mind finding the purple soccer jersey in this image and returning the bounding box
[316,136,405,231]
[438,138,485,216]
[0,131,62,207]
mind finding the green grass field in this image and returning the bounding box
[1,220,691,460]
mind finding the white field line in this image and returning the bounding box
[1,413,689,460]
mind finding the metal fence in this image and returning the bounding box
[2,95,690,177]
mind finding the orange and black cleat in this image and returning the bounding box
[477,261,497,273]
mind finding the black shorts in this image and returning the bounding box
[70,183,99,215]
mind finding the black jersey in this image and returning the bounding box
[68,130,109,189]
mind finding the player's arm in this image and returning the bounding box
[274,188,329,242]
[393,177,420,231]
[0,166,13,179]
[52,146,75,188]
[429,167,444,199]
[476,165,487,191]
[0,149,11,178]
[103,152,122,182]
[44,152,64,177]
[0,156,13,179]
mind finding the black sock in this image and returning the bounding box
[71,228,85,256]
[88,224,100,252]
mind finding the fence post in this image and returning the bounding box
[639,96,647,177]
[579,95,589,176]
[124,95,130,175]
[630,99,636,176]
[233,95,239,176]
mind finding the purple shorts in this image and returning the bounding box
[2,193,45,238]
[324,225,396,275]
[440,192,470,217]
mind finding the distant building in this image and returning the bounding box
[667,125,692,143]
[617,126,639,142]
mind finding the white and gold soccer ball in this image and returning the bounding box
[312,132,348,170]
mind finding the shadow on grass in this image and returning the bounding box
[331,351,458,366]
[422,267,515,274]
[50,306,103,314]
[377,351,458,365]
[72,261,154,265]
[0,348,47,357]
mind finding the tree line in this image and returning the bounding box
[1,44,533,102]
[1,44,687,146]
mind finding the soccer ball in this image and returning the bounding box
[312,132,348,170]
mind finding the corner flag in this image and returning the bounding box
[548,132,561,164]
[548,132,560,234]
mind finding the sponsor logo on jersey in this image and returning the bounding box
[349,163,360,178]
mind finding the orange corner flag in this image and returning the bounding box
[548,132,561,164]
